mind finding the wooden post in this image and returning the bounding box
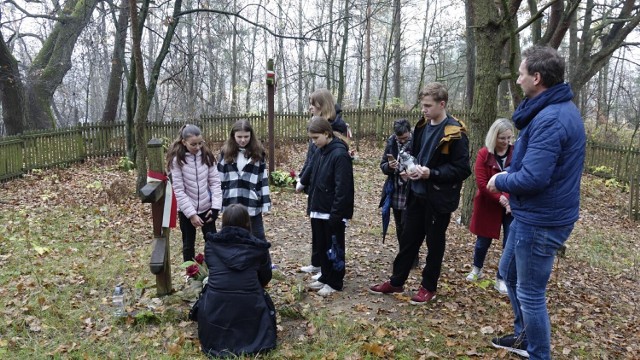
[139,138,172,296]
[266,58,275,173]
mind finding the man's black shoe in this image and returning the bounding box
[491,333,529,358]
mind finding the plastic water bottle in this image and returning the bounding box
[112,286,126,318]
[399,151,417,174]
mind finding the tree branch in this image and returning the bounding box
[514,0,557,35]
[4,0,67,22]
[175,8,343,41]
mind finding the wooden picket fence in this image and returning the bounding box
[585,141,640,181]
[0,109,424,181]
[1,111,639,221]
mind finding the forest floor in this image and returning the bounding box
[0,141,638,359]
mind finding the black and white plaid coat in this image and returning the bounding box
[217,152,272,216]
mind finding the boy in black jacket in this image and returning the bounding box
[369,82,471,304]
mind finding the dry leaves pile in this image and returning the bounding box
[0,141,637,359]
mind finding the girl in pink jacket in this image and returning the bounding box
[167,124,223,262]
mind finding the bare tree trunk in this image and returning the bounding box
[326,0,334,90]
[0,34,26,135]
[22,0,100,130]
[527,0,541,43]
[336,0,349,105]
[392,0,401,99]
[186,0,196,116]
[206,19,218,113]
[101,0,129,124]
[364,0,372,107]
[245,1,262,112]
[130,0,184,189]
[569,0,639,93]
[378,6,397,110]
[568,7,578,107]
[231,0,238,114]
[417,0,434,105]
[460,0,513,226]
[464,0,475,109]
[297,0,305,112]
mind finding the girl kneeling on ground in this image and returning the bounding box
[198,203,276,357]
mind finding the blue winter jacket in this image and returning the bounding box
[495,83,585,227]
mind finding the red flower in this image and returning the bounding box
[194,253,204,264]
[289,170,296,178]
[186,264,200,278]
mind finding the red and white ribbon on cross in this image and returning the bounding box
[147,170,178,228]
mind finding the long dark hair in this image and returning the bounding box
[307,116,334,137]
[166,124,216,171]
[221,204,251,231]
[221,119,266,164]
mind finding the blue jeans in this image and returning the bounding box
[473,214,513,279]
[499,219,574,360]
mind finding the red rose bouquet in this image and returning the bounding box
[180,253,208,282]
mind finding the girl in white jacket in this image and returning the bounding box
[167,124,222,262]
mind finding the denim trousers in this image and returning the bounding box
[499,218,574,360]
[472,213,513,279]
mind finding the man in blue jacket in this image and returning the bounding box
[487,46,586,359]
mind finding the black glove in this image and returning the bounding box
[329,216,344,234]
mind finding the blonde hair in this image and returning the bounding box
[485,118,514,154]
[309,89,337,121]
[418,82,448,103]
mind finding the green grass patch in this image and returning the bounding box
[569,230,638,273]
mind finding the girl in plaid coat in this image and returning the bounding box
[217,120,271,240]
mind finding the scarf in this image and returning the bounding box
[512,82,574,130]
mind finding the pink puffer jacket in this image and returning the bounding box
[171,151,222,219]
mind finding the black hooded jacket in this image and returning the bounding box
[198,226,276,357]
[300,137,354,220]
[299,104,348,180]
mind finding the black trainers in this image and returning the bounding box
[491,334,529,358]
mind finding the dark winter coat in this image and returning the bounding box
[469,146,513,239]
[410,115,471,214]
[299,104,348,180]
[378,134,413,209]
[495,83,585,226]
[198,226,276,358]
[300,137,354,220]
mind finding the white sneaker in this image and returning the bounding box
[300,265,321,273]
[308,280,325,290]
[494,279,508,295]
[312,272,322,280]
[466,266,483,281]
[318,284,337,296]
